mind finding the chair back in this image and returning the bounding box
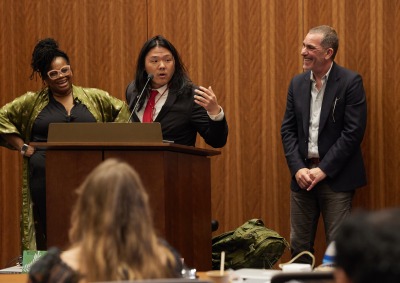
[95,279,212,283]
[270,271,334,283]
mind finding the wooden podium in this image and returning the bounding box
[31,123,220,271]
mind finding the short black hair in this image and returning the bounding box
[335,208,400,283]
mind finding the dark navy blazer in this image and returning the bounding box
[281,62,367,192]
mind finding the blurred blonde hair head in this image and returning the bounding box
[69,158,177,282]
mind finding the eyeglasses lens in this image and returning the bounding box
[60,66,70,74]
[48,71,58,79]
[47,66,70,79]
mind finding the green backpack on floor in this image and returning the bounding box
[212,219,290,269]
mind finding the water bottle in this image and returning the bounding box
[322,241,336,266]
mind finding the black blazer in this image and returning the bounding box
[281,62,367,192]
[126,82,228,148]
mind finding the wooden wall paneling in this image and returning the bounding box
[187,0,244,230]
[303,0,400,264]
[2,0,400,271]
[0,149,21,268]
[381,0,400,207]
[2,0,145,100]
[346,0,384,210]
[237,0,270,227]
[0,0,34,269]
[270,0,306,263]
[63,0,148,101]
[146,0,245,232]
[147,0,301,265]
[0,0,147,268]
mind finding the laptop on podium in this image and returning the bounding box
[47,122,163,143]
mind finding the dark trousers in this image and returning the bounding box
[290,181,354,264]
[29,150,47,250]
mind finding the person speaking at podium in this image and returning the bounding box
[0,38,130,251]
[126,35,228,148]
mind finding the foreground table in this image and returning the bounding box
[0,274,26,283]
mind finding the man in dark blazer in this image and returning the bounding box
[126,35,228,148]
[281,25,367,264]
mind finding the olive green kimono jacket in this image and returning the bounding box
[0,85,130,250]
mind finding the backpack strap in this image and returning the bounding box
[247,219,264,226]
[212,230,234,245]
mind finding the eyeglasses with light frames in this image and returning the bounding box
[47,65,71,80]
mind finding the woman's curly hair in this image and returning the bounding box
[30,38,70,80]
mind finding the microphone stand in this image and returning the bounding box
[127,74,154,122]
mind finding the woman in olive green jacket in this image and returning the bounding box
[0,38,130,250]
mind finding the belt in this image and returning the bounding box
[307,158,320,165]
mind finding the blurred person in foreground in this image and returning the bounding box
[281,25,367,263]
[28,158,182,283]
[126,35,228,148]
[0,38,130,250]
[334,208,400,283]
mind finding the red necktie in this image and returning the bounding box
[142,90,158,123]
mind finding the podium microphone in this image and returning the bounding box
[128,73,154,122]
